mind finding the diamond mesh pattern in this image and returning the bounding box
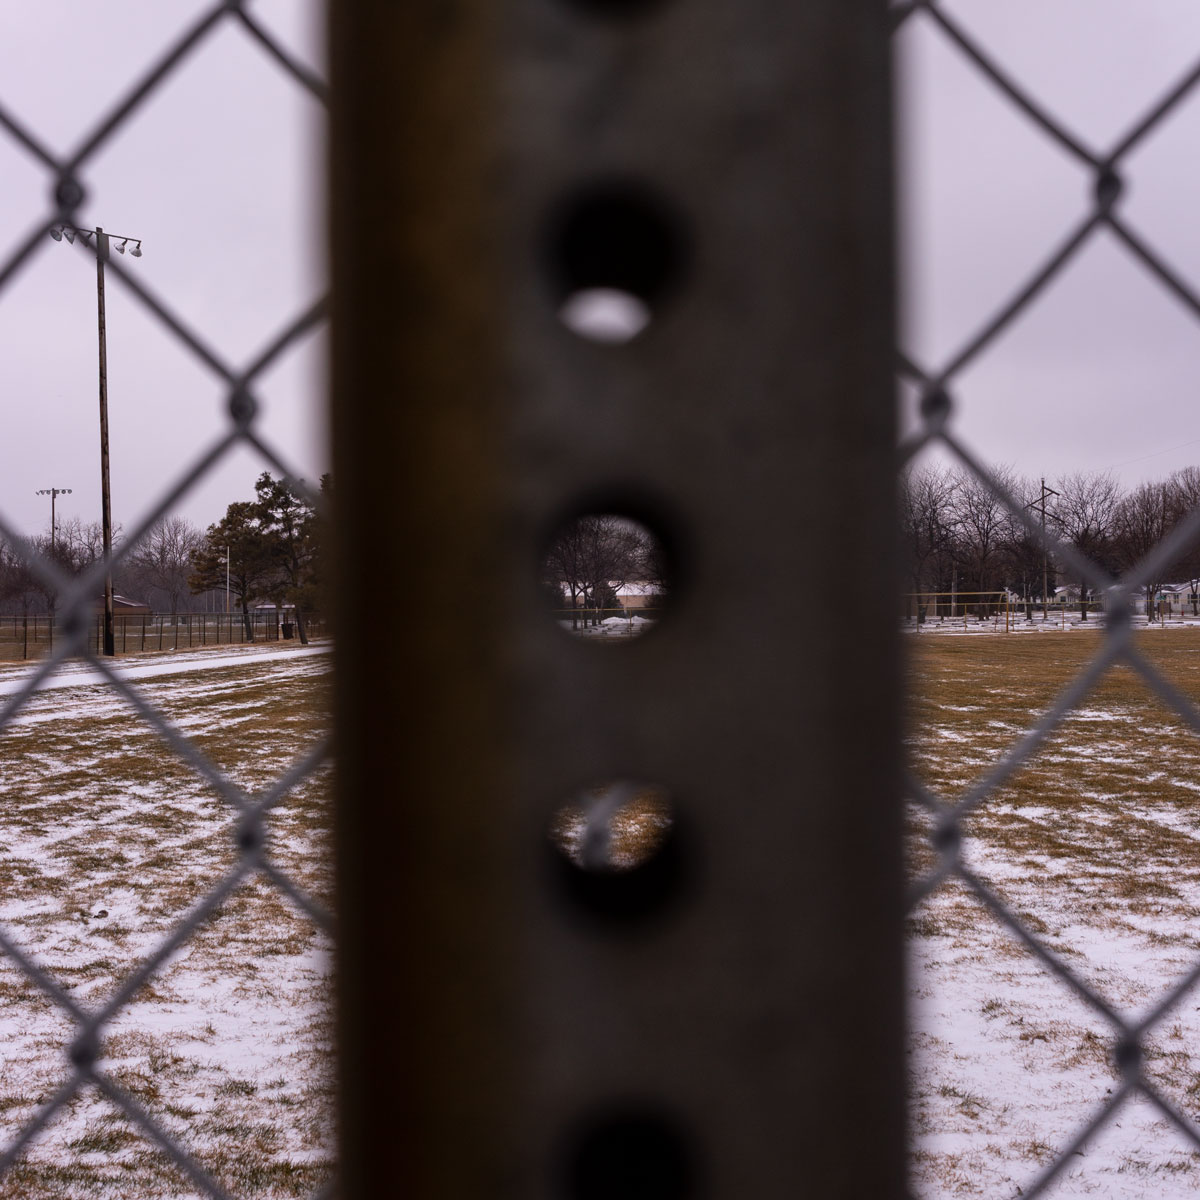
[897,3,1200,1195]
[9,2,1199,1195]
[0,5,332,1197]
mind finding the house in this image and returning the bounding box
[1155,583,1197,616]
[613,581,662,612]
[93,594,150,616]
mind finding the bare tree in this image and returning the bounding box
[899,464,956,620]
[127,516,204,619]
[1166,466,1200,615]
[2,518,118,619]
[543,515,647,629]
[55,517,112,574]
[1114,480,1175,619]
[1052,471,1122,621]
[0,537,41,616]
[950,465,1017,614]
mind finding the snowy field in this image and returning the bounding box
[14,621,1200,1197]
[908,631,1200,1197]
[0,642,333,1198]
[558,614,657,639]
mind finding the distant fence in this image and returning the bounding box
[0,611,327,661]
[907,589,1200,631]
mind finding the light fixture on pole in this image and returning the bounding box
[50,223,144,655]
[35,487,72,554]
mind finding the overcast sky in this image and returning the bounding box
[3,3,1199,543]
[0,1,325,540]
[897,1,1200,489]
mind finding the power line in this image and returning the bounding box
[1108,434,1200,472]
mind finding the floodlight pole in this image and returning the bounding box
[36,487,72,554]
[51,222,142,656]
[95,228,117,655]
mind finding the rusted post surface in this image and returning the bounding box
[330,1,902,1196]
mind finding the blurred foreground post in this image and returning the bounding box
[330,1,902,1195]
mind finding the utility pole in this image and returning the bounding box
[1026,477,1060,621]
[225,545,230,615]
[35,487,72,554]
[96,227,115,656]
[50,223,143,656]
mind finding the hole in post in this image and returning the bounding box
[549,781,685,924]
[545,182,689,343]
[541,512,672,639]
[559,0,669,19]
[561,1106,696,1200]
[559,288,652,344]
[551,781,673,872]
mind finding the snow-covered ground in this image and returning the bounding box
[13,625,1200,1196]
[909,631,1200,1197]
[0,640,331,698]
[0,642,332,1197]
[559,614,657,639]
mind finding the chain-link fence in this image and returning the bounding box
[897,3,1200,1195]
[0,4,332,1197]
[12,2,1200,1195]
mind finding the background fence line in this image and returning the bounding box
[0,611,327,661]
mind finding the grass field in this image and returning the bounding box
[0,644,333,1198]
[14,624,1200,1197]
[907,628,1200,1197]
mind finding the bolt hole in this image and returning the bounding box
[541,510,674,639]
[550,782,686,925]
[545,182,689,343]
[562,1107,696,1200]
[552,781,673,872]
[559,287,652,344]
[560,0,669,18]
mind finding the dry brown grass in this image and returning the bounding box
[549,783,673,869]
[0,647,333,1198]
[907,629,1200,1194]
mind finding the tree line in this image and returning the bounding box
[902,464,1200,619]
[0,473,327,643]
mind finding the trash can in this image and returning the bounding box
[282,622,294,639]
